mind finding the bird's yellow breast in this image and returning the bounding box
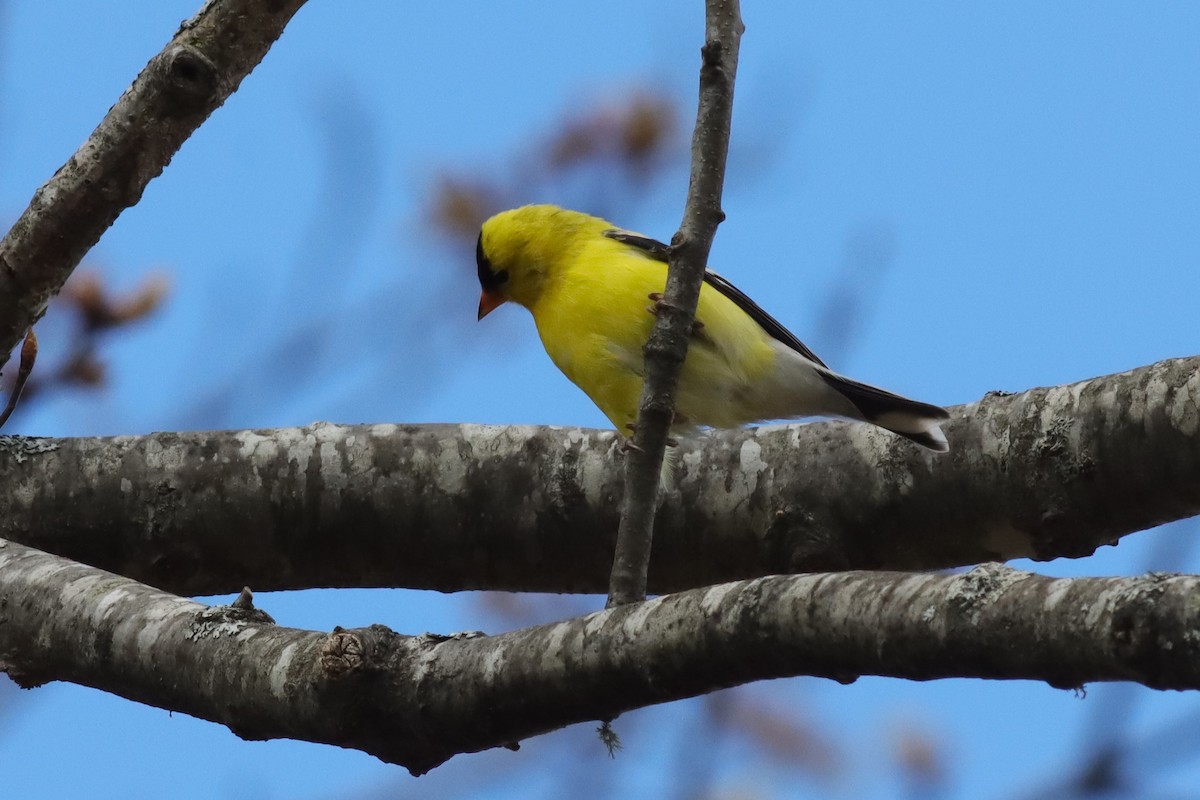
[527,236,778,431]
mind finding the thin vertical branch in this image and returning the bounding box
[0,0,311,366]
[607,0,744,608]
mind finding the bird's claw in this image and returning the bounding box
[621,422,677,451]
[646,292,704,336]
[645,292,676,317]
[621,423,642,453]
[620,438,643,454]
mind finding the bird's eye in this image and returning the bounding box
[476,232,511,290]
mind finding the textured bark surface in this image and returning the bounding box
[1,356,1196,596]
[0,0,310,365]
[2,538,1198,775]
[610,0,744,606]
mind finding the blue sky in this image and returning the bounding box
[2,2,1198,798]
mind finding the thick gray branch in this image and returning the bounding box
[2,538,1198,775]
[0,0,310,364]
[611,0,745,606]
[0,356,1196,595]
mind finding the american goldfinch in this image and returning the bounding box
[476,204,949,451]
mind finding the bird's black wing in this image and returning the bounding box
[603,229,829,368]
[603,230,672,261]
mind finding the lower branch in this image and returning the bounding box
[2,538,1198,775]
[0,356,1195,595]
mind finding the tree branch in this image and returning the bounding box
[610,0,745,606]
[1,356,1195,596]
[0,0,310,365]
[3,537,1199,776]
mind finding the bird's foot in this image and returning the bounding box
[621,424,643,453]
[621,422,678,450]
[620,438,643,454]
[644,292,686,317]
[645,293,704,336]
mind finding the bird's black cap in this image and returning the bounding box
[476,233,508,291]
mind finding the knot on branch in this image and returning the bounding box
[161,45,220,109]
[701,40,725,67]
[946,562,1021,624]
[639,397,680,423]
[320,628,365,677]
[189,598,275,640]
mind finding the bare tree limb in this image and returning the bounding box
[2,537,1199,776]
[1,356,1195,596]
[0,0,310,365]
[610,0,745,607]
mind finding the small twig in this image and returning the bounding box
[0,0,311,367]
[231,586,256,610]
[0,330,38,431]
[597,720,623,757]
[607,0,745,608]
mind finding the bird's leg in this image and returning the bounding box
[622,420,678,451]
[621,423,644,453]
[646,292,705,337]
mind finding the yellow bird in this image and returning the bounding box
[476,204,949,451]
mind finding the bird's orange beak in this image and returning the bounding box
[477,288,505,320]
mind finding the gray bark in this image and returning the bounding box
[1,355,1196,596]
[2,538,1198,776]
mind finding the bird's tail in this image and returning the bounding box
[817,370,950,452]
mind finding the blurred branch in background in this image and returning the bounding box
[175,82,384,428]
[811,221,896,368]
[891,715,947,800]
[0,270,168,426]
[427,90,683,246]
[0,0,6,159]
[1020,706,1200,800]
[724,693,841,781]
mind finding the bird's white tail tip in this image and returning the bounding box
[873,411,950,452]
